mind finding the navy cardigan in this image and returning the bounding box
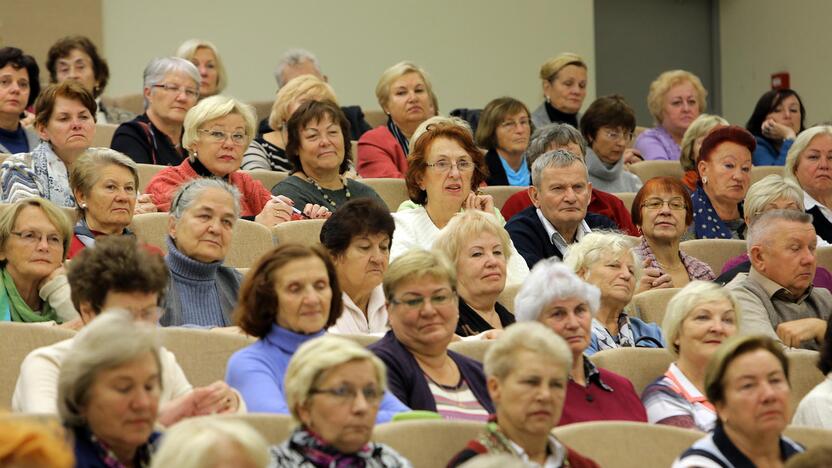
[368,330,494,414]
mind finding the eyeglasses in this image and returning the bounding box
[0,76,29,90]
[128,306,163,323]
[11,231,63,247]
[425,159,475,173]
[499,118,531,130]
[602,129,634,142]
[641,198,687,211]
[152,83,199,99]
[389,291,456,310]
[310,384,383,405]
[199,129,247,145]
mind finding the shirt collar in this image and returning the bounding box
[577,355,613,392]
[535,208,590,247]
[507,435,565,468]
[748,267,812,303]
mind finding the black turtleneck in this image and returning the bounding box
[544,101,579,128]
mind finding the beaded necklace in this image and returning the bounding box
[303,172,351,208]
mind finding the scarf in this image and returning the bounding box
[73,217,134,250]
[544,101,578,127]
[0,268,57,323]
[691,186,744,239]
[80,426,155,468]
[287,426,379,467]
[31,142,76,208]
[386,116,410,156]
[591,314,635,351]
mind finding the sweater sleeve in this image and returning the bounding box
[356,129,406,179]
[11,344,63,413]
[159,347,194,401]
[241,141,272,171]
[226,347,288,414]
[634,129,673,161]
[145,167,186,212]
[111,122,154,165]
[39,273,79,323]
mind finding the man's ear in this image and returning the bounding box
[529,186,540,208]
[749,245,766,272]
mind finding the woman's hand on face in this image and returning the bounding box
[623,148,643,166]
[762,118,797,141]
[464,192,495,215]
[134,194,158,214]
[255,195,294,227]
[303,203,331,219]
[635,258,673,294]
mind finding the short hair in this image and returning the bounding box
[46,36,109,97]
[405,119,487,205]
[530,149,587,188]
[662,281,742,358]
[70,148,139,217]
[746,89,806,142]
[474,97,533,150]
[182,94,256,152]
[539,52,586,82]
[785,126,832,183]
[67,236,169,313]
[433,210,513,265]
[0,419,74,468]
[58,310,162,427]
[235,244,342,338]
[680,114,729,172]
[744,175,804,220]
[0,47,41,107]
[646,70,708,125]
[525,123,587,166]
[514,259,600,322]
[697,125,756,166]
[563,231,643,283]
[34,81,97,129]
[784,445,832,468]
[409,115,472,149]
[375,61,438,114]
[284,335,387,423]
[268,75,337,132]
[579,95,636,144]
[0,198,72,264]
[383,249,456,301]
[176,39,228,94]
[169,178,241,221]
[484,321,572,380]
[142,57,200,108]
[631,176,694,227]
[274,48,321,89]
[149,418,269,468]
[746,209,813,249]
[704,335,789,406]
[284,99,352,174]
[319,198,394,258]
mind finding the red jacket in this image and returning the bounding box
[356,126,408,178]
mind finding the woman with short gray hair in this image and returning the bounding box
[111,56,200,166]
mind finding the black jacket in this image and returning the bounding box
[484,148,530,186]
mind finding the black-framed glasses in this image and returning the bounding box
[310,384,383,405]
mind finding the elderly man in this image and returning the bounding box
[506,149,617,268]
[727,210,832,350]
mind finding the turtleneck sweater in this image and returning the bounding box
[585,148,643,193]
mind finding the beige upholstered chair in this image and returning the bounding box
[364,110,387,129]
[158,327,255,388]
[136,163,165,192]
[783,425,832,449]
[331,333,381,348]
[631,288,682,324]
[786,350,825,410]
[272,219,326,247]
[628,160,684,183]
[497,283,520,314]
[359,178,409,211]
[448,340,491,363]
[215,413,297,445]
[104,93,144,115]
[679,239,747,275]
[372,419,483,468]
[92,123,118,147]
[816,246,832,271]
[480,185,528,210]
[589,347,674,394]
[613,192,637,214]
[552,421,702,468]
[0,322,76,407]
[246,100,274,122]
[242,169,288,192]
[750,165,785,186]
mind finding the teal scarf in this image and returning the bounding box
[0,268,57,323]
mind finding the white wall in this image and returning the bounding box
[102,0,595,114]
[720,0,830,126]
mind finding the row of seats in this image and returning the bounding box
[627,160,784,186]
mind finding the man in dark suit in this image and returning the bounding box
[506,149,617,268]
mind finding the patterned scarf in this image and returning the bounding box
[386,116,410,156]
[287,427,377,467]
[591,314,635,351]
[0,267,57,323]
[691,185,744,239]
[83,426,155,468]
[31,141,76,208]
[73,217,133,249]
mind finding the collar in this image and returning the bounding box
[665,363,715,412]
[748,267,812,303]
[543,101,578,127]
[577,355,613,392]
[164,235,222,281]
[804,191,832,219]
[189,156,231,180]
[507,436,565,468]
[536,208,590,246]
[265,324,326,355]
[585,148,623,182]
[338,286,389,333]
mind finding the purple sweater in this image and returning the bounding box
[634,126,681,161]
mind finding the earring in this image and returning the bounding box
[80,203,87,209]
[192,150,198,158]
[702,176,709,185]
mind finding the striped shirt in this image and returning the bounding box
[427,376,490,422]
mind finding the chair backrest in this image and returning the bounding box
[372,419,483,468]
[481,185,528,210]
[785,349,825,410]
[613,192,637,214]
[158,327,255,388]
[552,421,702,468]
[783,425,832,449]
[242,169,288,192]
[272,219,326,247]
[750,165,785,186]
[588,347,674,394]
[628,160,684,183]
[330,333,381,348]
[679,238,747,274]
[448,340,490,363]
[497,283,520,314]
[0,322,76,408]
[630,288,682,324]
[816,246,832,271]
[106,93,145,115]
[359,178,409,211]
[364,110,387,129]
[246,100,274,122]
[92,123,118,147]
[136,163,165,192]
[213,413,297,445]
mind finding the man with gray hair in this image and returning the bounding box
[727,209,832,350]
[505,149,617,268]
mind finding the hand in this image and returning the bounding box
[58,317,85,330]
[191,381,239,416]
[635,258,673,294]
[38,265,66,291]
[477,329,504,340]
[134,194,158,214]
[775,318,826,348]
[302,203,331,219]
[762,118,796,141]
[464,192,495,215]
[623,148,643,165]
[20,110,35,128]
[255,195,294,227]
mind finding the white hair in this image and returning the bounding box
[514,258,600,322]
[274,48,321,88]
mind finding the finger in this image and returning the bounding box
[274,195,294,206]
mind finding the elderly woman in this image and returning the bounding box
[226,244,408,420]
[564,231,664,353]
[0,82,95,207]
[434,210,515,337]
[746,88,806,166]
[46,35,134,124]
[475,97,533,187]
[13,235,242,423]
[145,94,308,227]
[357,61,438,178]
[151,418,269,468]
[679,114,729,190]
[692,125,756,239]
[632,177,715,292]
[111,57,200,166]
[243,75,337,172]
[635,70,707,161]
[673,335,804,466]
[320,198,394,335]
[271,100,383,209]
[0,198,76,324]
[369,249,494,420]
[784,125,832,243]
[514,260,647,424]
[449,322,599,467]
[176,39,227,99]
[793,314,832,429]
[531,53,587,129]
[641,281,740,432]
[271,335,412,466]
[389,117,529,287]
[580,95,643,193]
[0,47,40,153]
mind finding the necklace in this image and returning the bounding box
[304,173,351,208]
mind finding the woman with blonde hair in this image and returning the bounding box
[176,38,227,99]
[784,125,832,243]
[531,53,588,129]
[150,418,269,468]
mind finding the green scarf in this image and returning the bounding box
[0,268,57,323]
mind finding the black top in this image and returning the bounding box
[256,105,372,141]
[544,101,578,127]
[456,297,515,337]
[111,113,187,166]
[484,148,529,187]
[808,205,832,244]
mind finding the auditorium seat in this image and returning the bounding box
[497,283,520,314]
[102,93,144,115]
[816,246,832,271]
[331,333,381,348]
[786,349,825,410]
[679,239,747,274]
[448,340,491,363]
[272,218,326,247]
[750,165,784,186]
[783,425,832,449]
[588,347,673,394]
[613,192,637,214]
[243,169,289,192]
[364,110,387,129]
[480,185,527,211]
[92,123,118,147]
[136,163,165,192]
[212,413,296,445]
[158,327,254,388]
[359,178,409,210]
[627,160,683,183]
[372,419,482,468]
[631,287,682,324]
